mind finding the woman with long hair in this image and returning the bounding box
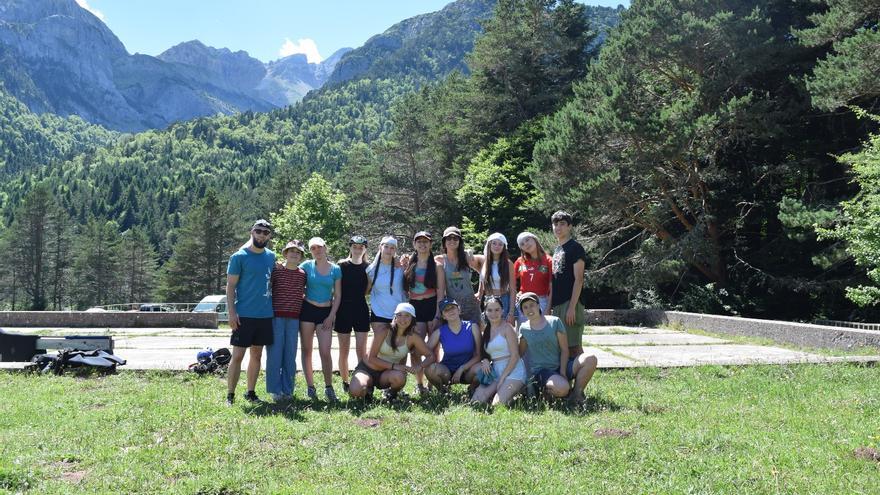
[471,296,526,406]
[334,235,370,393]
[513,231,553,323]
[299,237,342,402]
[404,230,445,394]
[348,303,436,401]
[434,226,483,323]
[477,233,516,325]
[366,235,406,336]
[425,297,481,390]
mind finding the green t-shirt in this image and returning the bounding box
[520,315,565,371]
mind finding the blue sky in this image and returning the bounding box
[75,1,630,63]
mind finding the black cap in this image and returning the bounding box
[252,219,273,231]
[349,235,368,246]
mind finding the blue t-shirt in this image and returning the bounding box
[300,259,341,304]
[226,247,276,318]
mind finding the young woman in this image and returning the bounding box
[266,240,306,402]
[404,230,445,394]
[425,297,481,390]
[335,235,370,393]
[299,237,342,402]
[477,233,516,325]
[517,292,598,405]
[366,235,406,334]
[513,232,553,323]
[349,303,436,400]
[471,296,526,406]
[434,226,483,323]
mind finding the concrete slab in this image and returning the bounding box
[612,344,838,367]
[587,326,677,335]
[584,333,729,346]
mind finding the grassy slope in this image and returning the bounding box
[1,364,878,494]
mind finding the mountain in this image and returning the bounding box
[255,48,352,107]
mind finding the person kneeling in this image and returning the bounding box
[349,303,435,401]
[518,292,597,405]
[471,296,526,406]
[425,297,481,393]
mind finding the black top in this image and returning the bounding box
[551,238,587,307]
[339,260,368,302]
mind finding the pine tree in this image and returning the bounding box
[119,227,159,304]
[71,218,124,309]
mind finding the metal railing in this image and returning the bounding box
[90,302,229,322]
[814,319,880,331]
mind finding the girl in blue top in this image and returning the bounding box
[425,297,481,390]
[299,237,342,402]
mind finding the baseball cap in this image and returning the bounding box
[282,240,305,255]
[517,292,540,309]
[413,231,432,242]
[394,302,417,318]
[349,235,368,246]
[308,237,326,248]
[438,297,459,313]
[252,219,273,231]
[442,226,462,239]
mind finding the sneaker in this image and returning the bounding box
[325,386,338,402]
[342,381,350,394]
[306,386,317,400]
[416,384,429,397]
[244,391,261,403]
[383,389,398,402]
[226,392,235,405]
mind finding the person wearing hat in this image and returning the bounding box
[348,302,436,401]
[334,235,371,393]
[476,232,517,325]
[225,219,277,405]
[425,297,481,391]
[366,235,405,332]
[266,239,307,401]
[513,232,553,325]
[403,230,445,395]
[517,292,597,406]
[299,236,343,402]
[434,226,483,324]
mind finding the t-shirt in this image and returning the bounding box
[339,260,368,302]
[551,238,587,307]
[271,264,306,318]
[409,265,437,298]
[226,247,276,318]
[439,321,475,369]
[520,315,566,371]
[299,259,341,304]
[367,261,405,319]
[514,254,552,296]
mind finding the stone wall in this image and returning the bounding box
[0,311,218,329]
[586,309,880,350]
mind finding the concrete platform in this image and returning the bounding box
[2,325,878,371]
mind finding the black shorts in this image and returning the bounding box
[410,296,437,323]
[354,361,391,389]
[230,317,273,347]
[335,300,370,333]
[531,359,576,386]
[300,300,332,324]
[370,312,393,324]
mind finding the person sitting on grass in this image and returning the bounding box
[349,303,435,401]
[471,296,526,406]
[425,297,481,392]
[517,292,597,406]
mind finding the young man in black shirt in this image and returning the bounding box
[550,211,587,356]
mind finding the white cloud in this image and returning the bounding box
[75,0,106,22]
[279,38,323,63]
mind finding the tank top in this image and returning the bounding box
[439,321,475,369]
[410,265,437,298]
[378,336,410,363]
[485,331,510,360]
[441,255,481,322]
[487,261,502,290]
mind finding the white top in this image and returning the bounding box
[368,262,406,319]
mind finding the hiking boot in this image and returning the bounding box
[383,389,398,402]
[244,391,261,403]
[325,386,338,403]
[226,392,235,406]
[416,384,430,397]
[306,385,317,400]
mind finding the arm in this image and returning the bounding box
[408,334,438,373]
[566,259,585,326]
[497,325,521,383]
[506,260,516,322]
[324,276,342,331]
[226,274,240,331]
[454,323,483,382]
[366,328,393,371]
[546,258,553,316]
[557,330,569,379]
[431,266,446,332]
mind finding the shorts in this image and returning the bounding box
[370,312,393,324]
[335,300,370,333]
[552,300,585,348]
[531,358,576,386]
[410,296,437,323]
[230,317,273,347]
[300,300,332,324]
[354,361,391,389]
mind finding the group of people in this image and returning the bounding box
[224,211,598,407]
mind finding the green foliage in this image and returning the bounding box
[272,173,352,259]
[120,227,159,303]
[71,218,123,309]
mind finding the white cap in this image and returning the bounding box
[517,231,537,246]
[486,232,508,247]
[380,235,398,247]
[394,302,416,318]
[308,237,326,248]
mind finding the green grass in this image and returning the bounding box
[2,364,879,494]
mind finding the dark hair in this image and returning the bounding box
[404,248,437,290]
[551,210,573,225]
[481,241,511,292]
[388,314,416,352]
[443,235,469,271]
[369,242,396,295]
[480,296,504,360]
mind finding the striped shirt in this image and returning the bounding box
[271,264,306,318]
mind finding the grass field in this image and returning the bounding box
[2,364,879,494]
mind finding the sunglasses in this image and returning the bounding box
[253,228,272,236]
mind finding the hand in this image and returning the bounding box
[565,305,576,326]
[229,312,240,331]
[452,369,463,383]
[427,319,436,333]
[400,254,411,268]
[480,361,491,374]
[322,315,335,332]
[506,314,516,325]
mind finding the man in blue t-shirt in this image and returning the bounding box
[225,219,277,405]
